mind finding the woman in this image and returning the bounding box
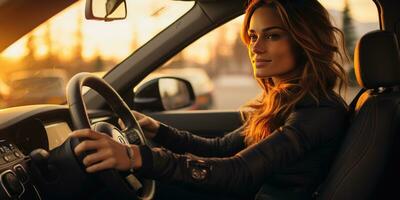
[71,0,349,199]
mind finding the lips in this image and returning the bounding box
[253,59,272,68]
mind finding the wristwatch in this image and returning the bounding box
[125,145,135,173]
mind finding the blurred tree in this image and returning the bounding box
[232,31,251,75]
[94,55,105,72]
[24,33,36,68]
[343,0,356,59]
[213,26,230,76]
[44,22,57,68]
[342,0,357,86]
[73,12,83,61]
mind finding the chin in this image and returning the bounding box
[254,72,272,79]
[254,68,273,78]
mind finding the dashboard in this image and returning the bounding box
[0,105,114,199]
[45,122,72,151]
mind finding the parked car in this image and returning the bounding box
[0,0,398,200]
[5,69,68,107]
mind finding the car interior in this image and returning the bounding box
[0,0,399,199]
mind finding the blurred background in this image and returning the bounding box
[0,0,378,109]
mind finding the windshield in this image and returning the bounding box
[0,0,194,108]
[12,78,63,91]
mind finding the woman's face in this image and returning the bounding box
[247,6,298,82]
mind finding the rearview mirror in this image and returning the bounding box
[85,0,127,21]
[134,77,196,112]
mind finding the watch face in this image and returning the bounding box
[187,159,210,181]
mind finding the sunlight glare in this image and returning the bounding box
[2,39,27,60]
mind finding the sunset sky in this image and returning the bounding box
[320,0,378,22]
[1,0,379,63]
[1,0,194,61]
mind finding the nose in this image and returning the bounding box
[250,39,265,55]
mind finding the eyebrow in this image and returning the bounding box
[248,26,286,33]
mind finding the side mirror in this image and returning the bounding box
[85,0,127,21]
[134,77,196,112]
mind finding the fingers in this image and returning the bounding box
[82,149,112,166]
[119,118,148,130]
[118,118,126,129]
[70,129,108,156]
[74,139,104,156]
[131,110,145,120]
[120,111,149,128]
[138,118,151,127]
[86,158,117,173]
[69,129,102,140]
[70,129,131,173]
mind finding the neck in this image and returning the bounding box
[271,67,302,86]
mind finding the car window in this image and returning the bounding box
[0,0,194,108]
[151,1,378,110]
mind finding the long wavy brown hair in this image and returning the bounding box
[241,0,348,145]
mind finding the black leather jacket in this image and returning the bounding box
[138,95,348,199]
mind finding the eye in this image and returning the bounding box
[265,34,281,40]
[249,33,257,42]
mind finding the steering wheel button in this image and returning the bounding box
[118,136,126,144]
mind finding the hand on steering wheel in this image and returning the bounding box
[119,110,160,140]
[70,129,141,173]
[66,72,154,200]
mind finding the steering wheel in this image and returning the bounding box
[66,72,155,200]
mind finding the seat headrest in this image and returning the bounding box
[354,30,400,89]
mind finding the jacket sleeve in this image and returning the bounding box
[138,105,347,193]
[152,123,245,157]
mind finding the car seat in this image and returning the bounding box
[315,30,400,199]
